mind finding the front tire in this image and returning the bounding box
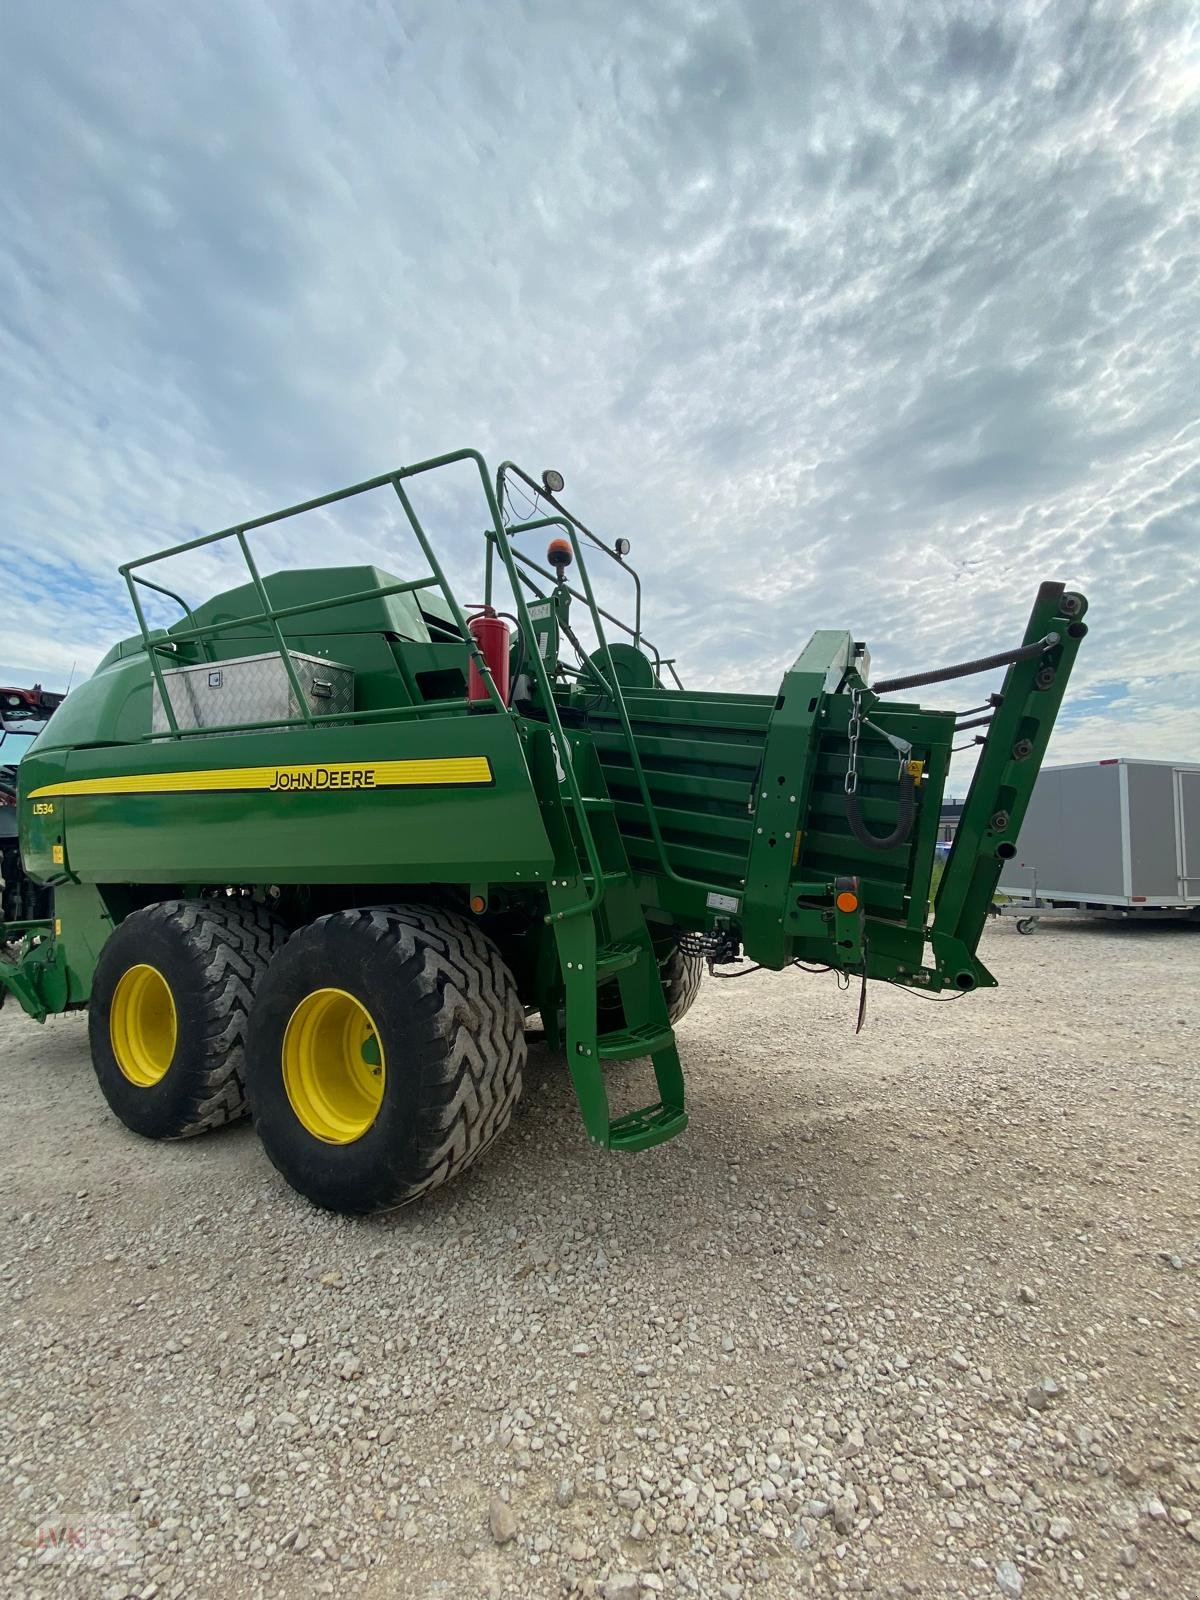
[245,906,524,1213]
[88,900,284,1139]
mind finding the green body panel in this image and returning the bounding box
[180,565,454,647]
[21,715,552,890]
[1,447,1088,1165]
[26,654,157,751]
[577,668,954,974]
[53,882,114,1005]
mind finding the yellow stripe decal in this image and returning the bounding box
[29,757,494,799]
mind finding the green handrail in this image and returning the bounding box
[130,575,212,662]
[494,459,646,649]
[117,457,508,737]
[499,542,672,683]
[385,454,609,921]
[501,514,726,905]
[110,444,645,921]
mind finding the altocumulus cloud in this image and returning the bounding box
[0,0,1197,778]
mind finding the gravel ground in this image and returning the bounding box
[1,919,1198,1600]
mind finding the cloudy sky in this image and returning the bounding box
[2,0,1197,780]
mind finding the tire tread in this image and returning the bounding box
[250,904,523,1211]
[102,899,284,1137]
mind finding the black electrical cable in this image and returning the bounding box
[713,955,836,979]
[711,957,965,1011]
[881,978,968,1003]
[502,479,542,526]
[856,946,869,1034]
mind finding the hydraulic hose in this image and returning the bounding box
[871,633,1059,696]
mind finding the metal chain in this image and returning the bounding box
[845,688,861,795]
[847,686,916,789]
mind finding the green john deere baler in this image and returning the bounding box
[1,448,1088,1212]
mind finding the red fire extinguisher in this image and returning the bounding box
[467,606,511,705]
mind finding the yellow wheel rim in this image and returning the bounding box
[110,963,178,1087]
[282,988,386,1145]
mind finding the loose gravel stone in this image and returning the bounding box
[488,1493,516,1545]
[554,1475,575,1508]
[603,1575,640,1600]
[995,1558,1024,1597]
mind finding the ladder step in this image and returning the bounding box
[609,1102,689,1152]
[596,1021,675,1061]
[563,794,615,812]
[580,870,630,889]
[595,940,643,978]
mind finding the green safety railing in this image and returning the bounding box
[498,513,730,912]
[120,457,513,741]
[118,447,726,919]
[118,449,634,916]
[491,461,684,689]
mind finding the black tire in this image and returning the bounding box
[1015,917,1038,935]
[244,906,524,1214]
[661,941,704,1025]
[596,938,705,1034]
[88,900,285,1140]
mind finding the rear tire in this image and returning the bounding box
[661,942,704,1025]
[244,906,524,1214]
[596,938,705,1033]
[88,900,284,1139]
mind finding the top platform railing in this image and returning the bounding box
[118,446,692,916]
[120,453,503,741]
[492,461,683,690]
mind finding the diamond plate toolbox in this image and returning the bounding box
[152,651,354,734]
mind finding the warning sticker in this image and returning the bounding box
[705,891,740,914]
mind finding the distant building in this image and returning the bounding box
[939,798,964,845]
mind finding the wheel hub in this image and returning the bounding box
[281,987,386,1144]
[110,963,178,1087]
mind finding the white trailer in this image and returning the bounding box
[997,758,1200,930]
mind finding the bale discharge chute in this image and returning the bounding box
[1,448,1088,1211]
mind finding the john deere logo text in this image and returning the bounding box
[269,767,377,792]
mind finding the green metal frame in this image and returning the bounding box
[930,581,1088,986]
